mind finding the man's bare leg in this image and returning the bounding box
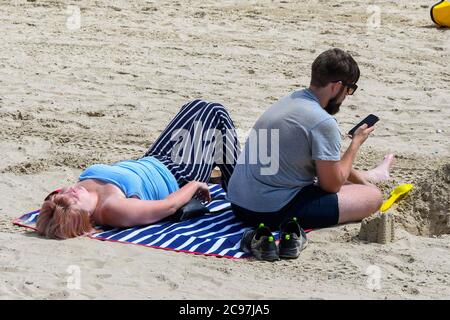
[337,184,383,224]
[345,154,395,185]
[358,154,395,183]
[337,154,394,224]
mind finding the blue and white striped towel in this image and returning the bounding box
[13,184,279,259]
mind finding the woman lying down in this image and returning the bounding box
[37,100,240,239]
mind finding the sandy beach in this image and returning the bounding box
[0,0,449,299]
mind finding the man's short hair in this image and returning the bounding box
[310,48,360,88]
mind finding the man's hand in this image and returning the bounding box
[351,123,375,146]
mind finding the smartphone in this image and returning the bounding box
[348,114,379,137]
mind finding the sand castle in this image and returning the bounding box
[360,163,450,244]
[359,211,395,244]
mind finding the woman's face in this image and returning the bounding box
[59,185,93,213]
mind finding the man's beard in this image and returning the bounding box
[324,98,341,115]
[324,87,345,115]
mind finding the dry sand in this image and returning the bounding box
[0,0,449,299]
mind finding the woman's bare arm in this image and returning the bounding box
[100,181,210,227]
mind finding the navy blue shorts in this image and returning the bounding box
[231,184,339,230]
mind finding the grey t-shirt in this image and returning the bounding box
[227,89,341,212]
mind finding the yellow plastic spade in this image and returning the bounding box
[431,1,450,28]
[380,184,414,212]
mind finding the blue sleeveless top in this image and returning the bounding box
[79,156,179,200]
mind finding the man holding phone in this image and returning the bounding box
[228,48,395,236]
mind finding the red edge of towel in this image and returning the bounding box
[11,211,247,260]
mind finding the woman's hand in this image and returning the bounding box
[194,181,211,203]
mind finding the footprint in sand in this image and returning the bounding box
[155,273,179,290]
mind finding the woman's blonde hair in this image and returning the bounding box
[36,193,94,239]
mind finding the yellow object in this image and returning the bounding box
[431,0,450,27]
[380,184,414,213]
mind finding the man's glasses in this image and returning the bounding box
[331,80,358,95]
[345,82,358,95]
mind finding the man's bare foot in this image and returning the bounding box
[364,154,395,183]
